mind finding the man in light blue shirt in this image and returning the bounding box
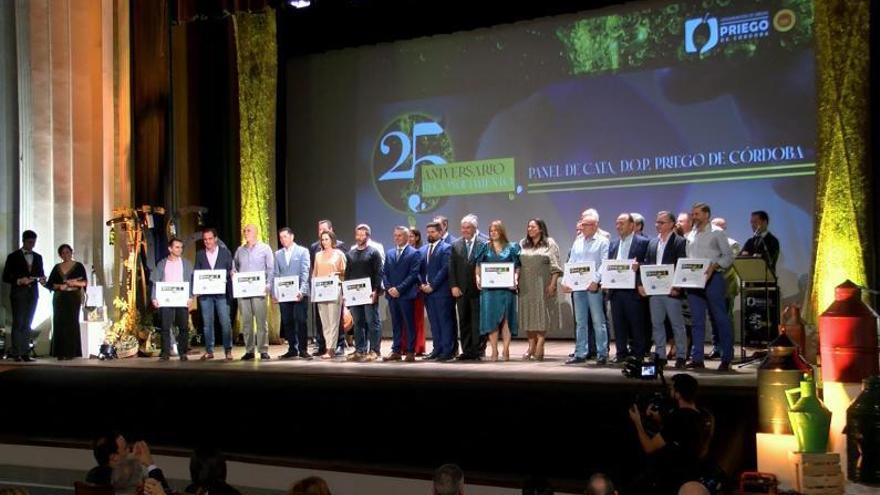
[685,202,735,371]
[273,227,311,359]
[233,224,274,361]
[562,211,610,364]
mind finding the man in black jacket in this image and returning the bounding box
[448,214,487,361]
[2,230,45,361]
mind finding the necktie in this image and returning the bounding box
[397,247,403,259]
[466,240,472,259]
[428,242,435,262]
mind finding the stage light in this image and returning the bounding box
[288,0,311,8]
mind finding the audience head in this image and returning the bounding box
[585,473,616,495]
[671,373,699,405]
[289,476,332,495]
[678,481,710,495]
[111,455,144,495]
[190,446,228,488]
[93,432,127,468]
[460,215,478,240]
[433,464,464,495]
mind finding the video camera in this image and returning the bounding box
[621,355,663,380]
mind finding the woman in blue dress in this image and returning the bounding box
[475,220,520,361]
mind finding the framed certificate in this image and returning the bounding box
[85,285,104,307]
[193,269,227,295]
[232,271,266,298]
[311,276,340,303]
[480,262,515,289]
[600,260,636,289]
[641,264,675,296]
[673,258,710,288]
[562,261,595,291]
[342,278,373,306]
[274,275,301,302]
[156,282,190,307]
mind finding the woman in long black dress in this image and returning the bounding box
[46,244,87,360]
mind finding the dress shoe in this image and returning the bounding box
[179,355,189,361]
[312,350,326,357]
[455,354,474,361]
[674,358,686,369]
[565,356,587,365]
[279,351,297,359]
[404,352,416,362]
[298,352,313,360]
[610,355,628,364]
[347,352,364,362]
[159,355,170,361]
[200,353,214,360]
[595,357,607,366]
[437,354,455,362]
[717,361,732,372]
[21,356,33,362]
[422,353,439,361]
[366,351,381,361]
[685,360,705,369]
[383,352,402,362]
[707,350,722,360]
[260,353,271,360]
[225,350,233,360]
[240,352,255,361]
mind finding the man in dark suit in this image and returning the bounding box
[382,226,421,362]
[638,211,689,368]
[433,214,457,245]
[449,214,487,360]
[194,228,235,360]
[607,213,649,362]
[309,219,348,356]
[740,210,780,275]
[2,230,45,361]
[420,221,456,360]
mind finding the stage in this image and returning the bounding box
[0,340,759,492]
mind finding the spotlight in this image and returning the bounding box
[288,0,311,8]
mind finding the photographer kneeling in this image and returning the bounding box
[627,374,709,495]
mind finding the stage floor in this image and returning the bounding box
[1,339,758,388]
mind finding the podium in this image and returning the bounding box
[733,257,779,361]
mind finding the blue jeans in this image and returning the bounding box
[687,273,734,362]
[573,290,608,359]
[350,301,381,354]
[199,295,231,353]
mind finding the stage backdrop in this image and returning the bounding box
[285,0,817,323]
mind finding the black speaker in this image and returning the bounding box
[742,285,779,347]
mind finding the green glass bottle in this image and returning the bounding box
[786,374,832,453]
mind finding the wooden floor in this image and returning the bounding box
[1,340,759,388]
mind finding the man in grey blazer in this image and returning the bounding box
[273,227,312,359]
[150,238,194,361]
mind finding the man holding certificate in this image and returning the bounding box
[344,224,383,362]
[562,211,609,365]
[382,226,421,362]
[684,202,735,371]
[151,238,194,361]
[233,224,274,361]
[194,228,234,360]
[607,213,649,363]
[638,211,688,369]
[273,227,311,360]
[419,222,456,361]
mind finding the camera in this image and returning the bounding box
[622,355,662,380]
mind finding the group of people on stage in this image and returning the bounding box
[2,202,780,370]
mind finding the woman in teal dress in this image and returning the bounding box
[475,220,520,361]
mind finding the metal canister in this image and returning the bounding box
[758,331,813,434]
[819,280,879,383]
[846,375,880,485]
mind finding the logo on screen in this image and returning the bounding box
[684,14,719,55]
[372,113,454,214]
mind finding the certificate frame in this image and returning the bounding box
[274,275,301,302]
[600,260,636,289]
[562,261,596,291]
[232,271,266,298]
[342,278,373,307]
[673,258,710,289]
[311,276,340,303]
[193,269,227,295]
[480,262,515,289]
[156,282,190,307]
[641,264,675,296]
[85,285,104,308]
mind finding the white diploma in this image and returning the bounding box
[274,275,301,302]
[232,271,266,298]
[562,261,596,291]
[156,282,190,307]
[641,264,675,296]
[600,260,636,289]
[85,285,104,307]
[311,276,340,303]
[673,258,710,288]
[480,262,515,289]
[193,269,227,295]
[342,278,373,307]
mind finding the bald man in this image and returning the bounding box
[233,224,274,360]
